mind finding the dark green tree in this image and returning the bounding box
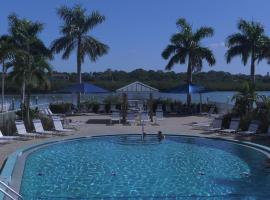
[51,5,109,105]
[226,19,270,85]
[7,14,51,127]
[162,18,215,105]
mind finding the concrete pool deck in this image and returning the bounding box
[1,113,270,169]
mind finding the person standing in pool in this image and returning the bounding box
[157,131,165,141]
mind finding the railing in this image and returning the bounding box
[0,180,23,200]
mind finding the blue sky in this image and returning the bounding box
[1,0,270,75]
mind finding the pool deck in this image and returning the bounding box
[1,113,270,169]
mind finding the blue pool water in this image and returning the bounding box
[20,135,270,199]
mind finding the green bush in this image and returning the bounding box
[50,103,74,114]
[91,102,100,113]
[40,116,54,130]
[239,114,253,131]
[16,107,39,119]
[105,103,111,113]
[103,95,121,105]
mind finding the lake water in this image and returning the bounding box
[3,91,270,110]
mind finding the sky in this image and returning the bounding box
[1,0,270,75]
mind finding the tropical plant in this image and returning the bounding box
[162,18,215,105]
[226,19,270,85]
[7,14,51,127]
[51,5,109,105]
[7,14,51,102]
[9,55,51,127]
[231,81,257,116]
[0,35,14,110]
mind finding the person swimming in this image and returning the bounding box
[157,131,165,141]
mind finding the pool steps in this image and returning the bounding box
[0,180,22,200]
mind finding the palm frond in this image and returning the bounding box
[80,35,109,62]
[196,47,216,66]
[82,11,105,33]
[225,45,249,65]
[226,33,249,47]
[193,27,214,42]
[176,18,191,33]
[161,45,177,59]
[165,54,181,70]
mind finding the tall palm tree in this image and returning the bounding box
[51,5,109,105]
[226,19,270,85]
[7,14,51,127]
[0,35,14,110]
[10,55,51,108]
[8,14,50,106]
[162,18,215,105]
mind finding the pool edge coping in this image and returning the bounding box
[1,133,270,199]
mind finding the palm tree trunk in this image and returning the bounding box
[21,78,26,120]
[250,54,255,85]
[187,58,192,106]
[25,88,31,130]
[76,37,82,106]
[21,78,26,106]
[1,60,5,112]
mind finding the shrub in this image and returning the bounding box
[16,107,39,119]
[50,103,74,114]
[40,115,54,130]
[91,102,100,113]
[103,95,121,105]
[105,103,111,113]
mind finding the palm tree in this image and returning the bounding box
[51,5,109,105]
[8,15,50,106]
[232,81,257,115]
[162,18,215,105]
[7,14,51,127]
[0,35,14,110]
[226,19,270,85]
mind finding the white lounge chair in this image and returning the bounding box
[208,118,223,131]
[165,104,171,113]
[220,118,240,133]
[156,111,163,121]
[127,112,136,125]
[33,119,54,135]
[239,122,258,135]
[15,120,45,138]
[111,111,120,124]
[156,104,163,111]
[192,118,222,131]
[52,117,73,132]
[0,130,19,140]
[141,112,150,123]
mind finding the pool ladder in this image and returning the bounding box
[0,180,23,200]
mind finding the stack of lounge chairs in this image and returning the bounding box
[192,116,263,136]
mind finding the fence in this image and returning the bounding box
[208,101,233,115]
[0,103,50,135]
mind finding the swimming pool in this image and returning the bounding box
[19,135,270,199]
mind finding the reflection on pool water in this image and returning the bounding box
[20,135,270,199]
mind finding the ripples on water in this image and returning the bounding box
[20,135,270,199]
